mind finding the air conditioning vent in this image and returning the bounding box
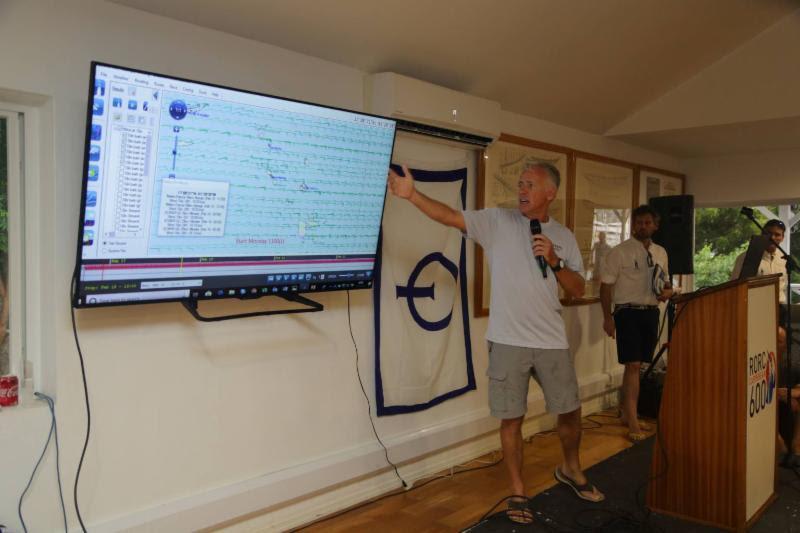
[366,73,501,146]
[396,119,494,147]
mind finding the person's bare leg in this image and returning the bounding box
[557,407,604,501]
[500,416,526,496]
[620,362,642,433]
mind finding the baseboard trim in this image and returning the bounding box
[88,370,622,533]
[242,393,615,533]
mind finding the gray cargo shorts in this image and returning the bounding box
[486,341,580,419]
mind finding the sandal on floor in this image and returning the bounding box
[505,495,534,524]
[628,431,648,443]
[554,467,605,502]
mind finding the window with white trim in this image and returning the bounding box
[0,109,25,379]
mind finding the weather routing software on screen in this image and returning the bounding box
[75,63,396,306]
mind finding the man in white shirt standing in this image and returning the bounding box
[388,161,603,524]
[600,205,673,442]
[730,219,798,465]
[731,219,788,354]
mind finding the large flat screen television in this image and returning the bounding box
[73,62,396,308]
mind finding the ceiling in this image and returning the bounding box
[110,0,799,158]
[614,116,800,159]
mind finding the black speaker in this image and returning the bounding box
[649,195,694,275]
[637,367,665,419]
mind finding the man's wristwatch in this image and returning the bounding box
[551,258,565,272]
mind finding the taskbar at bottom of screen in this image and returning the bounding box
[79,280,372,306]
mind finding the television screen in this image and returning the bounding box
[73,63,396,307]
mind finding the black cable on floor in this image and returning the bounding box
[630,424,668,532]
[475,496,577,532]
[475,492,660,533]
[345,290,407,490]
[527,419,602,442]
[297,407,630,532]
[289,454,503,531]
[475,495,524,524]
[467,410,659,533]
[70,277,90,533]
[584,413,621,428]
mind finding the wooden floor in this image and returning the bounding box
[296,409,655,532]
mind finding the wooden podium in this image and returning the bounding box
[647,275,780,531]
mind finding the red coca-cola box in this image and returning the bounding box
[0,374,19,406]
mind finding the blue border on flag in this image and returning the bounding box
[373,166,476,416]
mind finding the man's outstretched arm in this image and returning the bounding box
[388,165,466,232]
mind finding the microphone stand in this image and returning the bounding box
[639,276,676,420]
[741,208,798,466]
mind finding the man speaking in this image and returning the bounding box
[388,160,603,524]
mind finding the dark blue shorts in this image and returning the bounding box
[614,307,660,365]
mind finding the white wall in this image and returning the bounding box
[683,147,800,206]
[502,111,683,171]
[0,1,683,531]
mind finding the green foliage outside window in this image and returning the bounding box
[694,207,767,256]
[694,207,799,294]
[693,242,746,288]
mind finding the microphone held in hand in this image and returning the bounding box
[529,219,548,279]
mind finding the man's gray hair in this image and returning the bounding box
[522,160,561,190]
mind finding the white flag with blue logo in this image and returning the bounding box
[374,165,475,415]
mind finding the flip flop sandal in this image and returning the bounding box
[628,431,648,443]
[554,467,605,502]
[505,495,534,524]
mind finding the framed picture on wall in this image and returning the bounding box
[572,155,636,301]
[640,167,685,202]
[474,134,571,316]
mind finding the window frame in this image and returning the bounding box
[0,109,25,380]
[0,101,45,394]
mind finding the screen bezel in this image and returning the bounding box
[72,61,396,308]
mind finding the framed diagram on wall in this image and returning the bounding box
[573,155,636,301]
[640,167,685,202]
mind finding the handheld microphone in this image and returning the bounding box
[740,207,755,219]
[529,219,548,279]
